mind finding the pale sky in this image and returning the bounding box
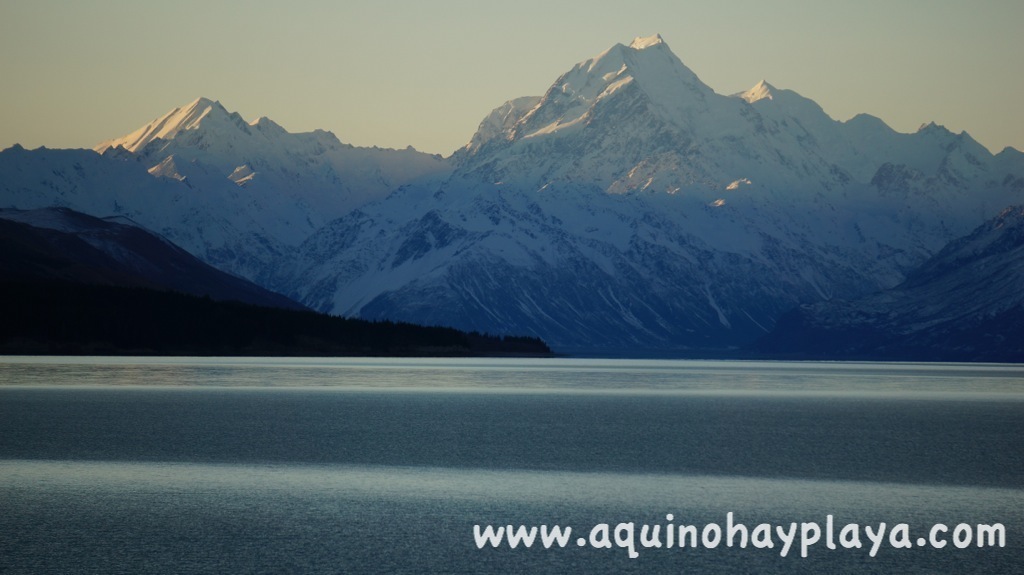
[1,0,1022,156]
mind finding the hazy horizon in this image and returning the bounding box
[2,0,1022,156]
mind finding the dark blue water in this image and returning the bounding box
[1,358,1022,573]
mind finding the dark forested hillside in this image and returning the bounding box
[0,280,551,357]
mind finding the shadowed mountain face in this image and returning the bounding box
[2,35,1024,354]
[0,207,304,310]
[755,206,1024,362]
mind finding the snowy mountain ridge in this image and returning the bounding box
[95,96,451,224]
[2,98,450,280]
[95,97,234,154]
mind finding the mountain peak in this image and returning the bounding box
[464,34,715,153]
[188,96,220,110]
[738,80,777,104]
[95,97,232,154]
[250,115,287,135]
[629,34,665,51]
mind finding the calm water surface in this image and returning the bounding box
[1,357,1023,573]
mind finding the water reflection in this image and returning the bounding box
[1,356,1024,397]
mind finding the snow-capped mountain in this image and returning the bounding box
[270,35,1023,352]
[755,205,1024,361]
[3,35,1023,354]
[1,98,449,280]
[94,97,448,224]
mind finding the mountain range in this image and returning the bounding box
[2,34,1022,356]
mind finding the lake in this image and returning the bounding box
[1,357,1022,573]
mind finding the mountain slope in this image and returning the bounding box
[0,207,304,309]
[755,205,1024,361]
